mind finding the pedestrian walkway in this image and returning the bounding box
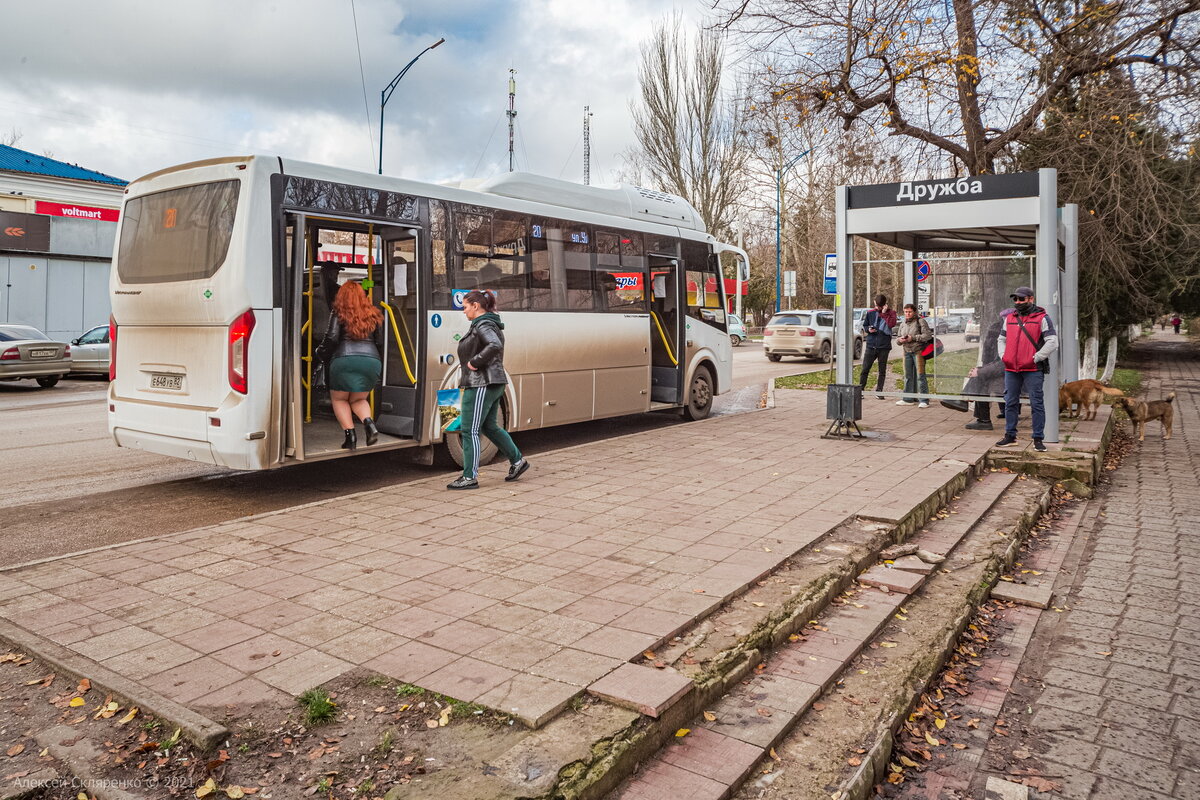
[978,329,1197,799]
[0,389,997,729]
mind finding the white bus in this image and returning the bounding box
[107,156,743,470]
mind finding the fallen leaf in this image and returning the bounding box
[438,707,452,727]
[703,711,717,722]
[934,718,945,730]
[675,728,690,737]
[887,772,904,784]
[643,650,657,660]
[756,708,772,717]
[769,748,780,761]
[225,787,246,799]
[6,744,24,757]
[69,697,86,708]
[196,778,217,798]
[117,708,138,725]
[879,642,898,648]
[812,702,826,711]
[374,706,387,713]
[847,757,862,766]
[266,753,283,759]
[924,732,940,747]
[424,720,438,729]
[951,742,967,749]
[76,679,90,693]
[751,602,765,607]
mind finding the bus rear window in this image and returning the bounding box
[117,180,240,283]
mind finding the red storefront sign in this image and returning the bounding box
[35,201,120,222]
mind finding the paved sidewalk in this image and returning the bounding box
[983,329,1198,799]
[0,390,998,728]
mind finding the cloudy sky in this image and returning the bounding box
[1,0,710,185]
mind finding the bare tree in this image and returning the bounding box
[2,128,21,147]
[627,15,750,238]
[716,0,1200,175]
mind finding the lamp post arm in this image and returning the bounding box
[379,38,444,175]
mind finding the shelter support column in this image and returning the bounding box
[835,185,855,384]
[903,251,915,307]
[1036,168,1060,442]
[1060,204,1079,382]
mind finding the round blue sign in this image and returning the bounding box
[431,313,442,328]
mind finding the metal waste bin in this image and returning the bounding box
[824,384,863,438]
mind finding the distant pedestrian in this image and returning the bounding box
[995,287,1059,452]
[318,281,383,451]
[894,304,933,408]
[1172,315,1182,334]
[858,294,897,399]
[447,290,529,490]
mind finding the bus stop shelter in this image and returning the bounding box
[833,169,1078,442]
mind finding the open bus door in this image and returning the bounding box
[284,214,422,461]
[647,256,684,405]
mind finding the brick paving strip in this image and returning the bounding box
[968,332,1200,800]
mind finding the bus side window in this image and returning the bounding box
[430,200,451,307]
[684,240,726,331]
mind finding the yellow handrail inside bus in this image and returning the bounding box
[379,302,418,384]
[305,238,315,423]
[650,310,678,366]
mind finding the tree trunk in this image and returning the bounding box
[1081,316,1100,379]
[1099,334,1119,384]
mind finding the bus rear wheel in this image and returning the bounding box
[681,365,714,421]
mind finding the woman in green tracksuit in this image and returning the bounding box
[447,290,530,490]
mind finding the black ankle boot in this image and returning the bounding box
[362,417,379,446]
[341,428,357,450]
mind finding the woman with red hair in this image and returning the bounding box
[318,282,384,450]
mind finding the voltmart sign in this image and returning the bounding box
[35,201,120,222]
[848,172,1040,209]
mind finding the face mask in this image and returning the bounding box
[1014,301,1032,314]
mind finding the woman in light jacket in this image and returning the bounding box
[894,303,933,408]
[447,290,529,489]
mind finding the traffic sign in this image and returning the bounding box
[823,253,837,295]
[915,260,931,282]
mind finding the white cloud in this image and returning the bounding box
[0,0,708,185]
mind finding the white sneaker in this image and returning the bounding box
[918,402,929,408]
[896,400,909,406]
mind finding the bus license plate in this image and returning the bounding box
[30,348,56,358]
[150,374,183,390]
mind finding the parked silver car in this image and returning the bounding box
[763,310,862,362]
[70,324,111,375]
[0,324,71,388]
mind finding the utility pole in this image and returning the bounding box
[507,69,517,172]
[583,106,593,185]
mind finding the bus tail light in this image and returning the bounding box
[0,347,18,361]
[228,309,256,394]
[109,317,117,381]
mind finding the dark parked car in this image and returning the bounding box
[0,324,71,388]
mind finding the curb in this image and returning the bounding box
[0,618,229,751]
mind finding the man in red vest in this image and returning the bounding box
[995,287,1058,452]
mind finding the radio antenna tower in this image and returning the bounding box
[583,106,593,185]
[506,69,517,172]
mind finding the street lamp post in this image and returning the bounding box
[774,149,812,313]
[379,37,445,175]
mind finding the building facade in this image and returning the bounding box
[0,145,127,339]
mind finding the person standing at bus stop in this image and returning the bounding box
[894,304,933,408]
[858,294,896,399]
[995,287,1058,452]
[448,290,530,490]
[319,282,384,451]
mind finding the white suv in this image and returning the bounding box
[764,310,862,362]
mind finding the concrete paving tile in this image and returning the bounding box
[363,640,458,683]
[102,639,204,681]
[587,663,693,717]
[374,606,459,638]
[178,618,263,654]
[72,626,163,661]
[256,650,353,695]
[471,633,561,670]
[573,626,660,660]
[508,585,584,613]
[610,606,695,638]
[475,673,579,728]
[658,726,764,786]
[515,614,601,646]
[557,596,639,625]
[857,565,926,594]
[275,613,361,647]
[317,627,407,662]
[210,633,306,674]
[144,656,248,704]
[464,602,545,633]
[614,760,727,800]
[420,619,506,655]
[419,656,517,703]
[702,700,792,749]
[530,648,622,688]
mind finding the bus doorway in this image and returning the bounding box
[648,255,683,405]
[287,216,423,460]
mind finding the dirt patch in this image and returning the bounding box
[0,652,540,799]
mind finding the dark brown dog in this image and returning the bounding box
[1116,393,1175,441]
[1059,379,1124,420]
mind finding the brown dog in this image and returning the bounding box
[1116,393,1175,441]
[1059,379,1124,420]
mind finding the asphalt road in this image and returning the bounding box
[0,342,842,566]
